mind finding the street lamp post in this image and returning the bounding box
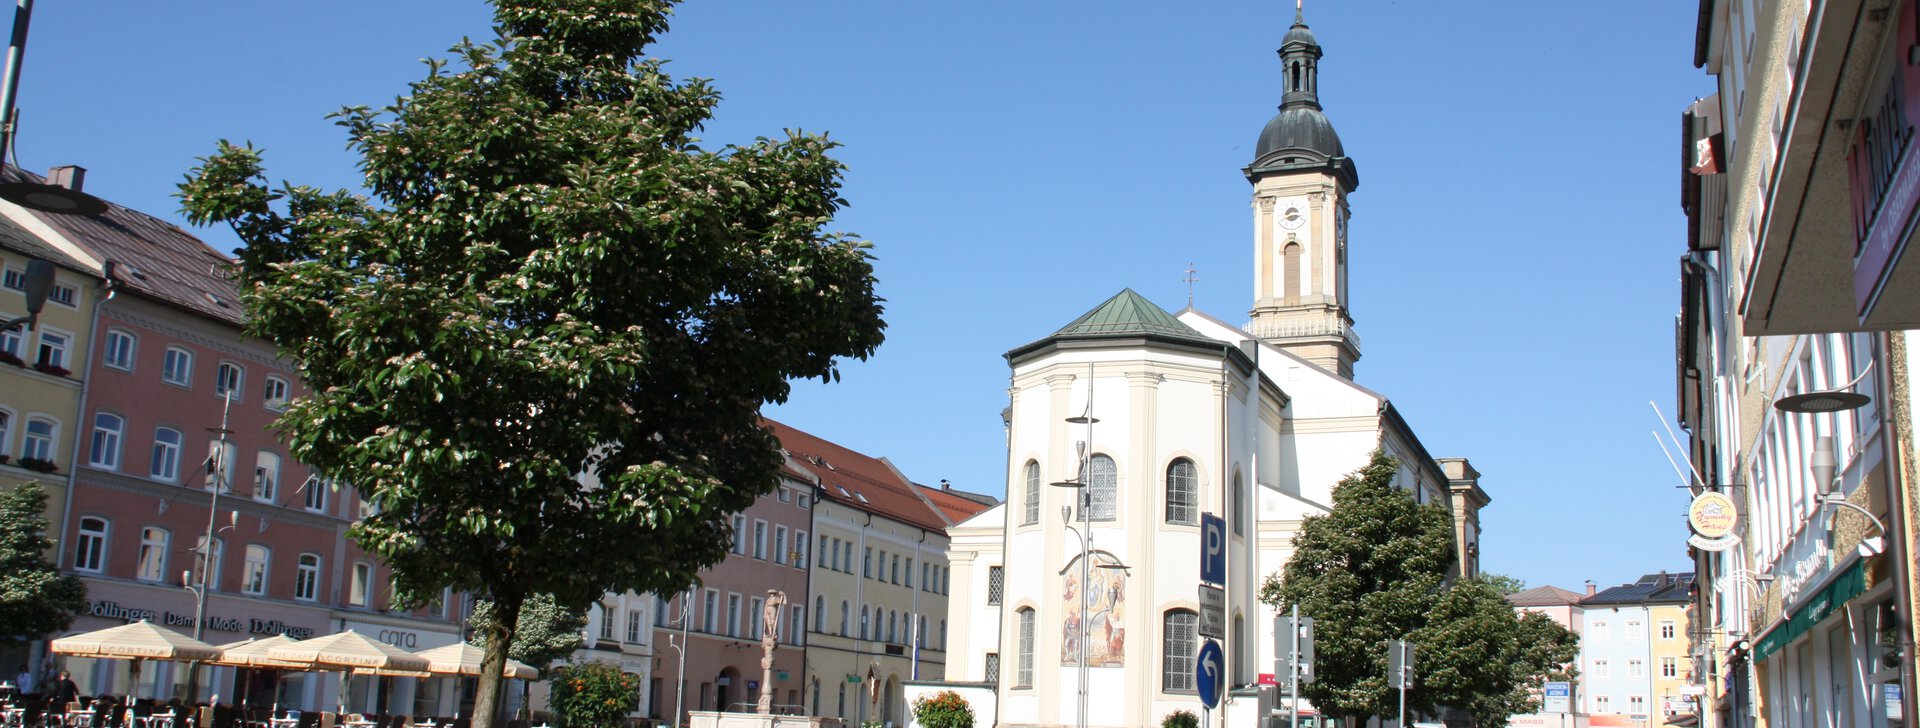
[1046,363,1122,728]
[183,391,235,702]
[663,587,693,728]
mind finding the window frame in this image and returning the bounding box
[254,451,282,503]
[262,376,291,412]
[74,516,108,573]
[349,561,374,608]
[137,526,170,582]
[22,416,57,462]
[1015,607,1036,689]
[1163,609,1199,693]
[294,554,321,602]
[162,346,194,387]
[215,361,246,403]
[34,326,71,370]
[1022,460,1040,525]
[88,412,125,470]
[150,427,183,482]
[1165,458,1198,525]
[102,329,136,372]
[242,544,270,596]
[1086,453,1118,521]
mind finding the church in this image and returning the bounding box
[939,8,1490,728]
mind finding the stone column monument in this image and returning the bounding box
[758,589,788,715]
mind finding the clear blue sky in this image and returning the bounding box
[14,1,1706,592]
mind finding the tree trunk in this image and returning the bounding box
[472,595,523,728]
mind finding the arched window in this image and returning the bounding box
[243,545,270,595]
[1166,458,1198,525]
[1232,471,1245,535]
[1022,460,1040,525]
[860,605,870,641]
[0,410,10,458]
[886,610,897,643]
[814,595,826,632]
[255,451,282,502]
[840,600,850,636]
[150,427,183,482]
[294,554,321,601]
[1283,243,1302,304]
[136,527,169,582]
[89,413,124,469]
[74,517,107,573]
[1086,454,1118,521]
[1163,609,1199,692]
[1015,607,1036,688]
[22,417,56,461]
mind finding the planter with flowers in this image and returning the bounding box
[17,457,57,473]
[30,361,71,377]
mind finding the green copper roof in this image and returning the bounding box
[1053,288,1212,342]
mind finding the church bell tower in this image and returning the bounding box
[1244,5,1362,379]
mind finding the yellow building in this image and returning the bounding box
[0,188,108,671]
[1649,601,1696,725]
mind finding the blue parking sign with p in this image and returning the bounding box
[1201,513,1226,586]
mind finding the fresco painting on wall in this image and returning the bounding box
[1060,552,1126,667]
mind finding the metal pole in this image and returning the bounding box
[1079,364,1092,728]
[1288,604,1298,728]
[0,0,33,163]
[188,391,234,702]
[674,588,691,727]
[1396,642,1405,728]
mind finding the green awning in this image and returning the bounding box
[1753,559,1868,662]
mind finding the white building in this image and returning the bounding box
[943,9,1487,728]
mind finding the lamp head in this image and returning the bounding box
[1809,435,1836,495]
[20,259,52,316]
[1060,505,1071,525]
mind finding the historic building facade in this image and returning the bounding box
[943,10,1488,728]
[1678,2,1918,727]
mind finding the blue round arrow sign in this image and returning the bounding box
[1196,639,1225,709]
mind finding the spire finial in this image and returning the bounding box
[1295,0,1304,23]
[1183,262,1199,309]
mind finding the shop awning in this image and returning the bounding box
[1753,559,1868,661]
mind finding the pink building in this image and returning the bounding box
[14,168,470,714]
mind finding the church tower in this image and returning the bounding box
[1244,6,1362,379]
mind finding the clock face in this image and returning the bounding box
[1278,202,1306,230]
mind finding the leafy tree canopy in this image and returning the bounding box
[0,482,88,640]
[1478,572,1527,596]
[178,0,884,724]
[1259,450,1577,726]
[470,593,586,670]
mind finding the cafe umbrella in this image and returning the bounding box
[266,631,430,714]
[210,636,314,708]
[412,642,539,718]
[49,621,224,704]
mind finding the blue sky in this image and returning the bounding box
[15,1,1706,592]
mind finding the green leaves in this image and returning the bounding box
[175,1,883,726]
[1259,451,1574,725]
[0,482,88,639]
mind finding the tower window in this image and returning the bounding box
[1283,243,1303,304]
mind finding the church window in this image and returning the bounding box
[1232,472,1245,535]
[1022,460,1041,525]
[987,565,1004,605]
[1163,609,1198,693]
[1290,61,1301,92]
[1283,243,1302,304]
[860,605,870,640]
[1015,607,1035,688]
[1085,454,1118,522]
[1165,458,1198,525]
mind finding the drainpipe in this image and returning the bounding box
[54,262,113,573]
[1879,332,1917,726]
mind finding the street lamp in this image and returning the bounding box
[183,391,235,702]
[0,256,50,332]
[1774,362,1874,414]
[1808,435,1890,547]
[0,0,108,216]
[1045,364,1124,728]
[662,588,693,728]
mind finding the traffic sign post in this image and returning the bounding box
[1543,681,1570,713]
[1200,513,1226,585]
[1196,639,1224,709]
[1198,585,1225,639]
[1387,640,1414,727]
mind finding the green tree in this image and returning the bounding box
[176,1,884,725]
[547,661,638,728]
[1259,450,1576,726]
[1259,450,1455,724]
[1478,572,1527,596]
[469,593,587,670]
[0,482,88,641]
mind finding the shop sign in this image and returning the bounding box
[1778,539,1831,604]
[1688,532,1741,552]
[1888,684,1904,721]
[1687,492,1737,538]
[84,600,315,639]
[1849,0,1920,315]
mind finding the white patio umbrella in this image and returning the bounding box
[267,631,430,714]
[211,636,315,708]
[50,621,223,704]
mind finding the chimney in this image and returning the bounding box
[46,165,85,191]
[1585,580,1597,597]
[940,478,951,491]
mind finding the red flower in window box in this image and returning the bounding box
[30,361,71,377]
[17,457,58,473]
[0,351,23,367]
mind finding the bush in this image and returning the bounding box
[912,690,974,728]
[549,661,639,728]
[1161,710,1198,728]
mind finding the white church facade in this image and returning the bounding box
[939,10,1490,728]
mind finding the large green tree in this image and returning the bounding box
[0,482,88,641]
[1259,450,1577,726]
[469,593,587,671]
[177,1,884,725]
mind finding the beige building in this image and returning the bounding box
[0,176,109,674]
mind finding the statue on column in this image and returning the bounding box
[758,589,788,715]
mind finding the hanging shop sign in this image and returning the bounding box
[1686,491,1740,551]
